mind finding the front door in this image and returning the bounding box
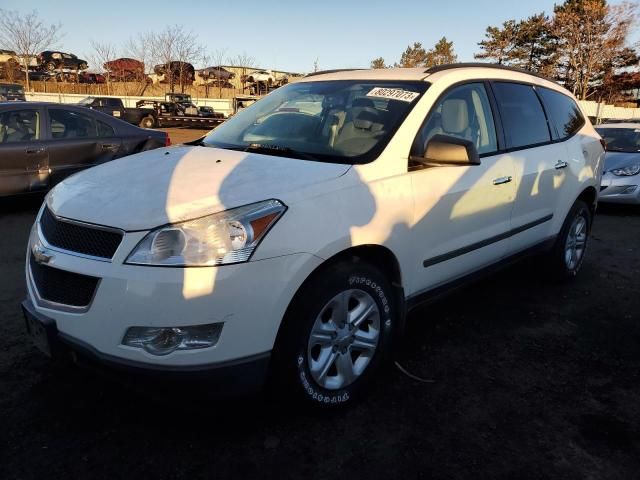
[408,82,516,294]
[0,107,48,196]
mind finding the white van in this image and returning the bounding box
[23,65,604,407]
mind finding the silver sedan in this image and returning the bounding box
[596,123,640,205]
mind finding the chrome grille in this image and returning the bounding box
[40,207,123,259]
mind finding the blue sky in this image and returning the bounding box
[3,0,638,73]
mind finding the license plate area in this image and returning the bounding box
[23,308,54,357]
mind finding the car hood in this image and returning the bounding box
[48,146,351,231]
[603,151,640,172]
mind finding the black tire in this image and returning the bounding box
[45,61,57,72]
[271,261,398,408]
[546,199,592,280]
[139,116,155,129]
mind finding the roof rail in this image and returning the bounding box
[424,63,556,83]
[304,68,365,78]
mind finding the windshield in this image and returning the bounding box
[202,80,429,164]
[77,97,95,105]
[596,127,640,153]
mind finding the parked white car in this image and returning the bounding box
[246,69,274,84]
[23,65,604,407]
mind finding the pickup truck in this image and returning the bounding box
[77,96,157,128]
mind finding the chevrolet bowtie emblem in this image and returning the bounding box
[32,244,53,265]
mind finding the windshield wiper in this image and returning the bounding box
[244,143,319,161]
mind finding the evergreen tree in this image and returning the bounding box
[424,37,458,68]
[397,42,427,68]
[370,57,386,69]
[474,20,518,65]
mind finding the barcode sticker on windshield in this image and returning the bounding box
[366,87,420,102]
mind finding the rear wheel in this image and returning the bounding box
[271,261,398,408]
[45,61,57,72]
[139,116,155,129]
[546,200,592,280]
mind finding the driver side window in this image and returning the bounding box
[412,83,497,158]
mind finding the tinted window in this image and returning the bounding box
[0,110,39,143]
[595,127,640,153]
[492,82,551,149]
[49,109,97,139]
[97,119,114,137]
[412,83,497,157]
[538,88,585,140]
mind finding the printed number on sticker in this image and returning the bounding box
[366,87,419,103]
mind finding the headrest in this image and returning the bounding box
[352,98,375,109]
[354,109,382,131]
[441,99,469,134]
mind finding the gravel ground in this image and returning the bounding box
[1,197,639,480]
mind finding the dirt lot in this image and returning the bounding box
[159,127,211,144]
[1,198,639,480]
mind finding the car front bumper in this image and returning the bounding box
[599,172,640,204]
[23,298,271,393]
[25,221,323,388]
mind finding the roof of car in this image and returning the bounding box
[300,63,565,93]
[596,122,640,129]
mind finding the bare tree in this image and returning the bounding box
[210,48,228,98]
[88,40,117,95]
[230,51,256,93]
[0,9,62,91]
[149,25,203,93]
[173,26,203,93]
[126,33,154,95]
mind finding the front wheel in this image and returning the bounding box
[271,261,398,408]
[546,199,592,280]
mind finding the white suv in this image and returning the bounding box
[23,65,604,407]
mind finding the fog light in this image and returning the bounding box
[122,323,223,356]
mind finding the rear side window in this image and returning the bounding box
[97,119,114,137]
[492,82,551,149]
[538,88,585,140]
[49,109,98,139]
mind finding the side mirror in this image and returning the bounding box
[418,134,481,167]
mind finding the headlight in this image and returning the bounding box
[126,199,286,266]
[611,164,640,176]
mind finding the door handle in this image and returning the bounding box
[25,147,45,154]
[555,160,569,170]
[101,144,118,151]
[493,176,512,185]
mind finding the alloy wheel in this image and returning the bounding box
[307,289,380,390]
[564,215,587,271]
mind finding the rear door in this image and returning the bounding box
[491,81,562,251]
[0,106,48,195]
[43,107,122,186]
[536,87,590,221]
